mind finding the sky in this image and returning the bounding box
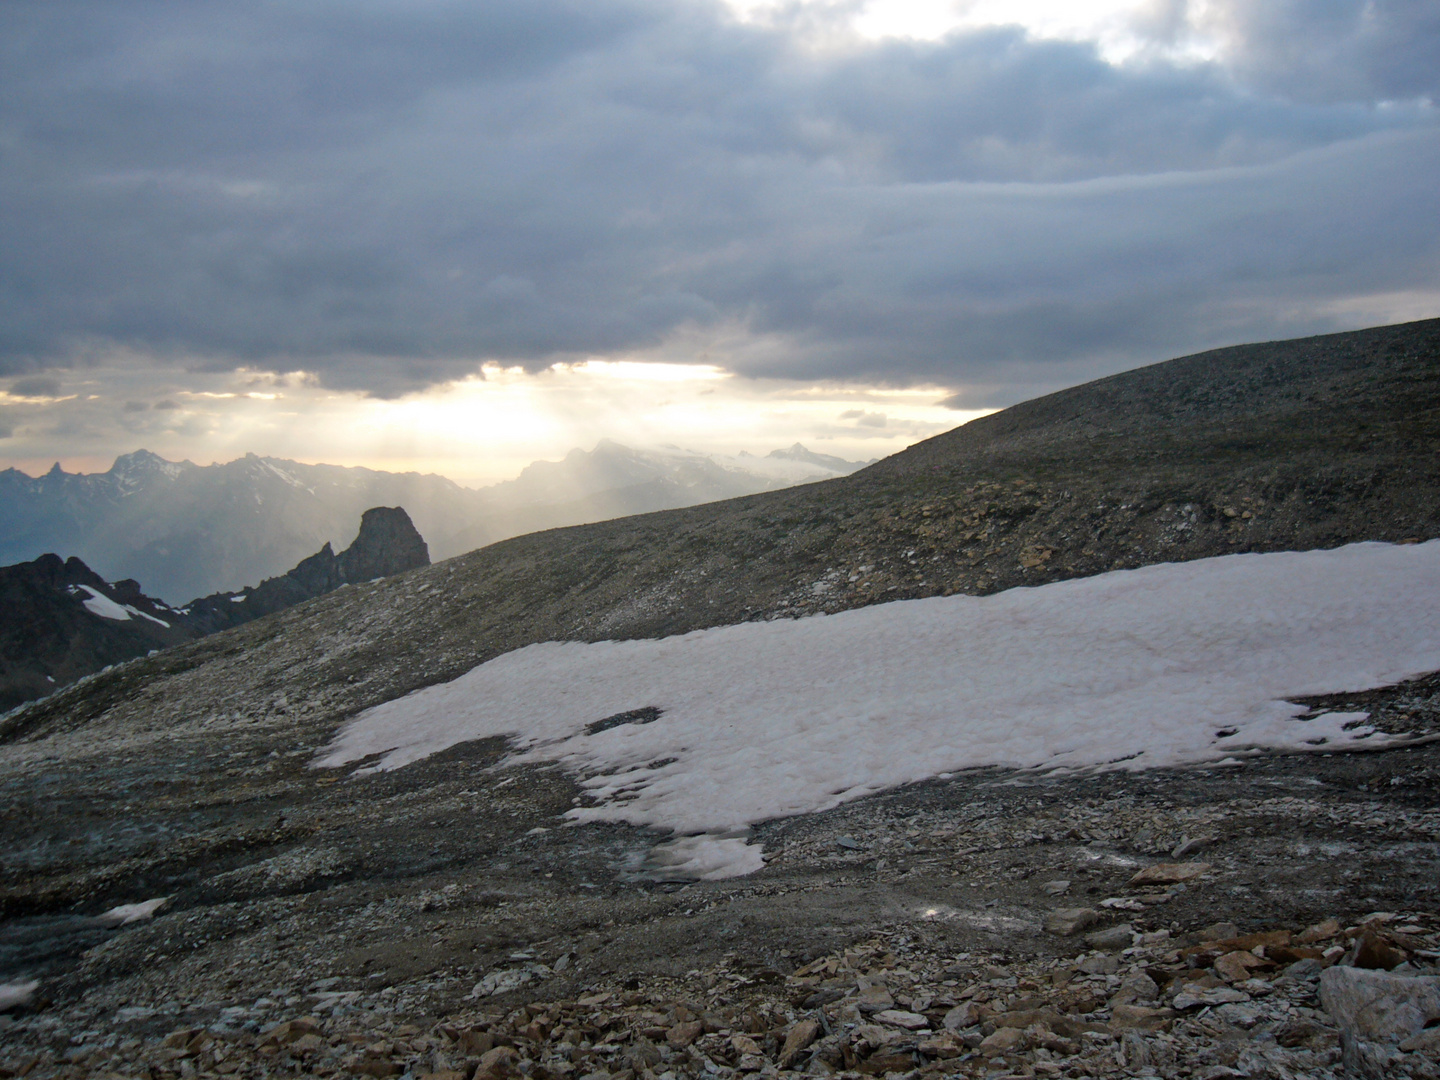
[2,0,1437,484]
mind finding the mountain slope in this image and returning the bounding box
[433,441,869,556]
[0,452,473,602]
[181,505,431,636]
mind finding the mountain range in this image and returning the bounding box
[0,442,870,602]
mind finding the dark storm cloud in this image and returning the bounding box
[1,0,1437,398]
[7,376,65,398]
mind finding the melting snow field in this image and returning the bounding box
[318,542,1440,878]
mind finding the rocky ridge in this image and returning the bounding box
[182,507,431,637]
[0,554,191,713]
[0,507,429,710]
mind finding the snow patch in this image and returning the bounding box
[0,981,39,1011]
[72,585,170,626]
[75,585,131,621]
[644,834,768,880]
[318,542,1440,874]
[96,896,169,927]
[127,605,170,627]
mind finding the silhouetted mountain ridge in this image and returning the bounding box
[0,507,430,710]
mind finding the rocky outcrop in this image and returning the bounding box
[0,508,429,709]
[183,507,430,635]
[336,506,431,583]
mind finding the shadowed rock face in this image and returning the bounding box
[337,506,431,583]
[0,555,190,712]
[0,508,430,708]
[184,506,430,635]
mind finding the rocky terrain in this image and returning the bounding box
[0,508,429,710]
[0,318,1438,1077]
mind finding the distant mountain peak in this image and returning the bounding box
[109,449,185,480]
[766,443,860,471]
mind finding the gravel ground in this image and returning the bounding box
[1,675,1438,1077]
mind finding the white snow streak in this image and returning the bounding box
[76,585,131,621]
[95,896,169,927]
[318,542,1440,875]
[75,584,171,626]
[0,980,38,1011]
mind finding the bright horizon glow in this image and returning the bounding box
[0,359,990,487]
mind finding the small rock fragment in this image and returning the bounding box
[1172,986,1251,1009]
[1213,951,1269,983]
[1348,930,1407,971]
[916,1031,964,1058]
[873,1009,928,1030]
[1296,917,1343,945]
[1109,1004,1177,1032]
[476,1046,518,1080]
[978,1027,1026,1056]
[1111,972,1160,1006]
[943,1002,980,1031]
[1099,896,1145,911]
[666,1020,703,1048]
[1043,908,1100,936]
[1170,836,1210,859]
[1085,924,1134,951]
[1198,921,1240,942]
[1040,880,1070,896]
[1120,1030,1152,1067]
[1400,1028,1440,1053]
[458,1028,494,1055]
[858,1050,914,1074]
[779,1018,819,1066]
[471,969,536,998]
[1283,958,1326,981]
[1319,966,1440,1043]
[856,985,896,1014]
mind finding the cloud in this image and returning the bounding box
[1192,0,1440,104]
[840,408,887,427]
[7,375,64,398]
[0,1,1436,403]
